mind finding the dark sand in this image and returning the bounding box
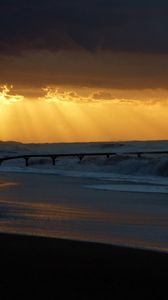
[0,233,167,299]
[0,172,168,298]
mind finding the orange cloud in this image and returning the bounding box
[39,86,168,105]
[0,85,24,105]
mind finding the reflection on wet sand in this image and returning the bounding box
[0,181,19,188]
[0,199,167,252]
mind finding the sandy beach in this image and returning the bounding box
[0,171,167,298]
[0,232,167,299]
[0,172,168,251]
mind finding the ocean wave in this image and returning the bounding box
[0,140,168,179]
[21,155,168,177]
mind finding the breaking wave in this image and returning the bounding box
[0,140,168,180]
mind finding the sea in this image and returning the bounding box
[1,140,168,190]
[0,140,168,252]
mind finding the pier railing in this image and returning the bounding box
[0,151,168,167]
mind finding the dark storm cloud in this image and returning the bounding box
[0,0,168,55]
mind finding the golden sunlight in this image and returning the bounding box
[0,85,168,142]
[0,85,24,104]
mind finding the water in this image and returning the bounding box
[1,140,168,192]
[0,140,168,252]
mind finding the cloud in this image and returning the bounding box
[0,85,24,104]
[0,0,168,55]
[40,87,89,103]
[1,83,168,106]
[39,86,168,105]
[92,91,115,101]
[1,51,168,91]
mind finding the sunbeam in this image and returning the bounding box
[0,84,168,142]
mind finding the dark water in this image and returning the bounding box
[0,173,168,252]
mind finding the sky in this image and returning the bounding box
[0,0,168,143]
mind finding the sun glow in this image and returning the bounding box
[0,84,168,143]
[0,85,24,105]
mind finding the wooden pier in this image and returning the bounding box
[0,151,168,167]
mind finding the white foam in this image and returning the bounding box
[86,184,168,194]
[1,140,168,193]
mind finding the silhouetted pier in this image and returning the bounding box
[0,151,168,167]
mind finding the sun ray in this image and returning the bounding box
[0,85,24,105]
[0,84,168,142]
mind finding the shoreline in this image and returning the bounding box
[0,172,168,253]
[0,171,168,298]
[0,232,167,299]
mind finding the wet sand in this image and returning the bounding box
[0,232,167,299]
[0,172,168,251]
[0,172,168,298]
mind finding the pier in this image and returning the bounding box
[0,151,168,167]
